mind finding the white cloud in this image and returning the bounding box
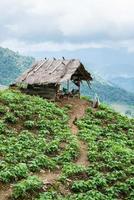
[1,0,134,53]
[0,39,110,54]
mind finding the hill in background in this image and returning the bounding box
[0,47,35,85]
[110,76,134,94]
[81,74,134,106]
[0,46,134,115]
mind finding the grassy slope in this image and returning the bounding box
[0,90,134,200]
[74,105,134,200]
[0,90,79,198]
[51,104,134,200]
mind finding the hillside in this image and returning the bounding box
[110,77,134,93]
[0,90,133,200]
[81,74,134,106]
[0,46,134,107]
[0,47,34,85]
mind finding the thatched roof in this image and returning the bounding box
[15,59,92,85]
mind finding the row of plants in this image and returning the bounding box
[0,90,79,185]
[70,104,134,200]
[44,104,134,200]
[1,90,133,200]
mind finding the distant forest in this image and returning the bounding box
[0,46,134,107]
[0,47,34,85]
[81,79,134,106]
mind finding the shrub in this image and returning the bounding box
[0,163,29,182]
[0,105,8,114]
[24,120,35,129]
[0,120,6,133]
[12,176,43,199]
[4,113,17,123]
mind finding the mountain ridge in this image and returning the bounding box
[0,46,134,107]
[81,73,134,106]
[0,47,35,85]
[110,76,134,93]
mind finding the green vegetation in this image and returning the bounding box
[12,176,43,199]
[81,78,134,106]
[35,103,134,200]
[0,47,34,85]
[0,89,133,200]
[0,90,78,182]
[73,104,134,200]
[0,46,134,109]
[47,104,133,200]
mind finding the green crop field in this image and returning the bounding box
[71,105,134,200]
[0,90,133,200]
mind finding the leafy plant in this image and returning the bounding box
[0,120,6,134]
[4,113,17,123]
[0,105,8,114]
[12,176,43,199]
[0,163,29,182]
[24,120,35,129]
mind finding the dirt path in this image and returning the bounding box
[35,169,61,189]
[36,99,90,184]
[67,99,89,166]
[71,122,89,166]
[37,99,89,183]
[0,184,12,200]
[0,98,90,200]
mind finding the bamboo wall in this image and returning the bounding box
[22,84,58,100]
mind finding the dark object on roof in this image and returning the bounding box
[13,59,93,100]
[15,59,92,85]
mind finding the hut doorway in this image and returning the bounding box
[56,79,81,100]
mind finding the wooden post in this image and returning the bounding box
[55,84,60,101]
[67,80,69,92]
[78,84,80,99]
[78,80,80,99]
[66,80,69,100]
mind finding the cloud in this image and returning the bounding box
[1,39,110,54]
[1,0,134,53]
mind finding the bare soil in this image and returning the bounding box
[36,170,60,185]
[37,98,90,183]
[0,98,90,200]
[66,98,90,167]
[37,98,90,184]
[0,184,12,200]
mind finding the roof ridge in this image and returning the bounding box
[14,59,92,85]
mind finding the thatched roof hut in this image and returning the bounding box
[14,59,93,100]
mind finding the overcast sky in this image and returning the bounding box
[1,0,134,56]
[1,0,134,78]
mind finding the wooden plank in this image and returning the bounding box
[26,88,56,92]
[25,91,56,99]
[26,91,56,95]
[33,60,47,73]
[49,61,63,74]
